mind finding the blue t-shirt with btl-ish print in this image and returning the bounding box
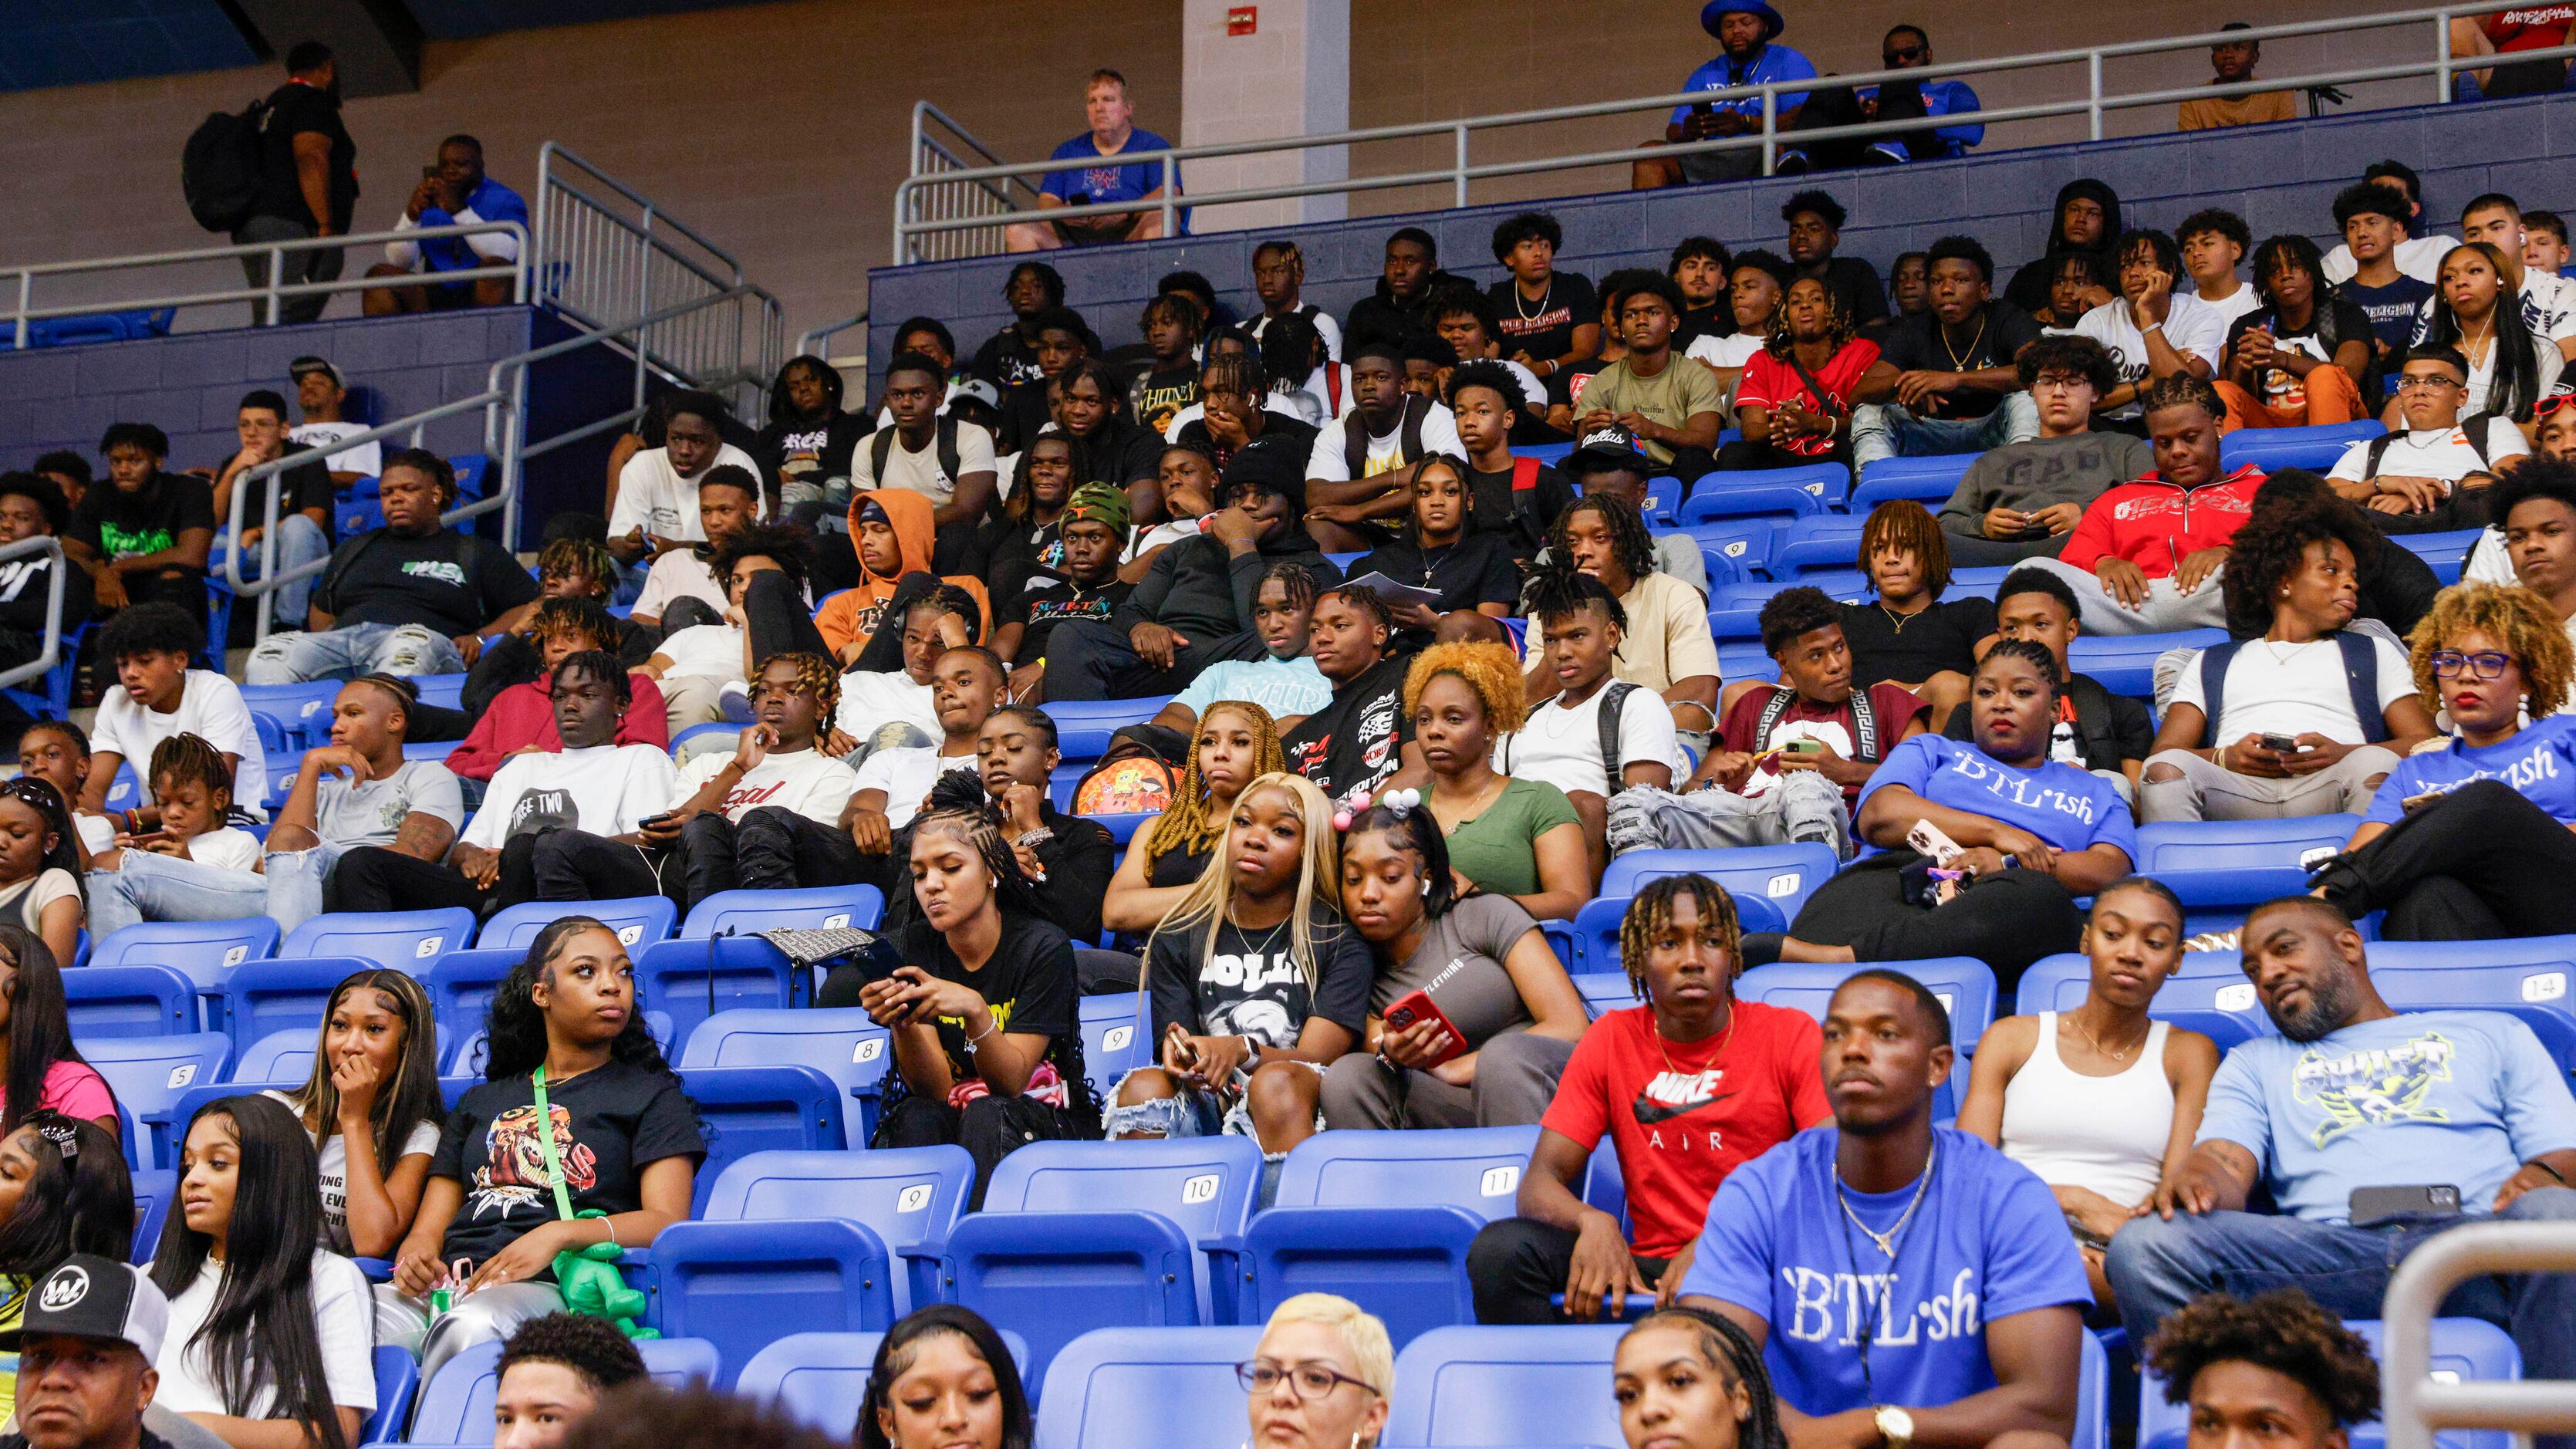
[1857,734,2139,859]
[1680,1126,2092,1417]
[2363,714,2576,826]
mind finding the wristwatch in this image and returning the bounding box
[1874,1405,1915,1449]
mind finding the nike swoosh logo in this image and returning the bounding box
[1632,1088,1736,1126]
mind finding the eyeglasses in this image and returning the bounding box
[1883,44,1926,62]
[2431,650,2515,679]
[1235,1361,1376,1401]
[2393,375,2463,393]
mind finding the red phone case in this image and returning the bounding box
[1383,990,1469,1066]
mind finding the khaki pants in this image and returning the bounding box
[2140,745,2401,822]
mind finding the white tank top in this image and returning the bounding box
[1997,1012,2176,1208]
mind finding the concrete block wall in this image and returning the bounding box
[866,92,2576,393]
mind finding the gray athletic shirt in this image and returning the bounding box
[1376,894,1545,1048]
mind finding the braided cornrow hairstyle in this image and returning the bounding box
[1324,583,1397,637]
[911,772,1042,920]
[1625,1307,1788,1449]
[1259,560,1321,614]
[1547,495,1658,589]
[769,650,841,724]
[1615,873,1741,1002]
[1147,701,1285,863]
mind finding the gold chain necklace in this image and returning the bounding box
[1655,1001,1737,1076]
[1939,313,1988,371]
[2067,1010,2149,1064]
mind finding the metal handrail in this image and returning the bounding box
[0,537,69,694]
[3,219,528,344]
[2381,1221,2576,1449]
[795,312,868,361]
[893,4,2559,262]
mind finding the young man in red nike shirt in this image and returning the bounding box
[2024,373,2268,635]
[1467,874,1828,1322]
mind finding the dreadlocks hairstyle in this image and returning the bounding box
[1140,292,1207,346]
[1859,499,1953,600]
[1200,348,1269,403]
[765,650,843,725]
[0,1112,132,1275]
[0,927,96,1137]
[1622,1307,1788,1449]
[2249,234,2329,309]
[909,584,985,646]
[2145,1289,2382,1427]
[1146,700,1285,865]
[1765,277,1856,357]
[149,731,234,816]
[1257,312,1327,385]
[1258,559,1322,616]
[1342,799,1457,923]
[536,535,617,600]
[911,771,1047,924]
[2219,485,2383,637]
[485,917,678,1085]
[1523,562,1629,633]
[2139,369,2227,424]
[2409,581,2575,719]
[1547,495,1659,591]
[1615,874,1742,1002]
[1004,431,1088,525]
[1146,771,1343,1007]
[530,596,619,655]
[275,970,442,1251]
[1402,642,1528,735]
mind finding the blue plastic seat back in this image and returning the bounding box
[2392,527,2489,586]
[1601,844,1836,930]
[1386,1325,1629,1447]
[1573,891,1783,972]
[90,919,281,991]
[677,1066,848,1215]
[1775,515,1865,574]
[241,681,343,749]
[2013,954,2276,1049]
[941,1211,1200,1382]
[424,949,521,1044]
[2136,816,2360,878]
[1045,697,1177,760]
[218,956,383,1059]
[1078,993,1147,1104]
[1852,452,1975,508]
[478,897,677,953]
[633,937,802,1049]
[130,1167,176,1263]
[79,1034,232,1172]
[1243,1203,1487,1349]
[738,1330,1030,1436]
[364,1345,420,1445]
[1572,971,1637,1018]
[678,1008,891,1140]
[2363,939,2576,1076]
[2068,629,2227,699]
[282,908,478,971]
[1035,1327,1264,1449]
[681,884,884,937]
[1273,1126,1540,1216]
[410,1337,721,1444]
[983,1137,1264,1325]
[1678,481,1826,525]
[1738,958,1996,1114]
[235,1027,319,1084]
[1680,519,1779,577]
[2073,1328,2109,1449]
[63,963,195,1039]
[702,1146,973,1316]
[411,674,467,711]
[648,1219,895,1386]
[2217,421,2382,474]
[2138,1318,2517,1449]
[1691,461,1848,508]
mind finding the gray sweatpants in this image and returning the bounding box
[2139,745,2402,822]
[2019,557,2228,637]
[1318,1029,1575,1130]
[1603,771,1852,859]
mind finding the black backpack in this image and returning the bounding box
[182,96,272,234]
[869,417,964,494]
[2362,413,2501,476]
[1342,393,1431,478]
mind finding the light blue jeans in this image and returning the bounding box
[246,621,466,684]
[215,514,332,629]
[1850,390,2040,471]
[83,841,347,949]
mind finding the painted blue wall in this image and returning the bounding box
[865,92,2576,392]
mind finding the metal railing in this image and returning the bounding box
[0,538,69,695]
[2,220,527,345]
[795,311,868,362]
[900,103,1048,264]
[893,4,2574,263]
[2381,1221,2576,1449]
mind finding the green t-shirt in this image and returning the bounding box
[1447,776,1581,899]
[1577,353,1726,464]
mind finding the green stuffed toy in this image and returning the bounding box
[551,1210,655,1339]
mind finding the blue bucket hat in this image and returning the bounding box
[1700,0,1785,40]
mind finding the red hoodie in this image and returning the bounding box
[2055,463,2268,579]
[443,675,671,782]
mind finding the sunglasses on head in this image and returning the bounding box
[2535,392,2574,418]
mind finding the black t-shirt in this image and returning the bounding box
[971,326,1048,390]
[1352,534,1520,615]
[2225,297,2384,403]
[1128,367,1200,439]
[1872,303,2047,419]
[1489,272,1599,367]
[1942,673,2155,775]
[1061,417,1165,487]
[1804,257,1892,328]
[254,81,357,231]
[431,1059,704,1272]
[1675,299,1727,349]
[1145,907,1374,1049]
[1010,578,1133,660]
[314,526,543,633]
[1282,653,1414,803]
[2336,275,2438,356]
[1467,462,1575,564]
[897,912,1089,1120]
[759,410,867,497]
[235,457,334,534]
[70,473,216,566]
[1838,596,1997,689]
[0,546,90,639]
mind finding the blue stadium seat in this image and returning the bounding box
[952,1137,1264,1375]
[411,674,467,711]
[1384,1324,1627,1447]
[89,919,279,991]
[424,948,520,1039]
[1680,518,1781,578]
[130,1167,174,1263]
[1689,462,1846,511]
[677,1066,848,1214]
[633,937,803,1049]
[1600,845,1837,928]
[1045,697,1177,759]
[478,897,677,953]
[647,1218,895,1386]
[1572,971,1636,1017]
[64,964,196,1039]
[1079,992,1147,1106]
[1034,1327,1264,1449]
[364,1345,420,1445]
[2068,629,2226,699]
[682,884,885,937]
[1717,640,1780,684]
[1516,442,1573,467]
[2074,1328,2109,1449]
[1774,515,1866,575]
[2014,952,2276,1049]
[409,1337,722,1444]
[1739,958,1997,1114]
[1572,890,1783,971]
[241,681,343,748]
[679,1008,892,1143]
[232,1027,318,1084]
[282,909,478,971]
[737,1329,1031,1435]
[2392,527,2489,587]
[214,955,385,1059]
[2138,1318,2518,1449]
[702,1147,974,1316]
[2365,936,2576,1075]
[1677,481,1830,525]
[79,1033,230,1169]
[2217,421,2382,474]
[2133,816,2360,936]
[1852,452,1975,509]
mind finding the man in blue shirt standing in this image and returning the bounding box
[2107,896,2576,1434]
[1005,69,1183,252]
[1634,2,1815,191]
[363,134,527,316]
[1681,970,2092,1449]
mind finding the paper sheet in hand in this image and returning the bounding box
[1340,571,1444,610]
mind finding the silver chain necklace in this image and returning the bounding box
[1835,1134,1940,1259]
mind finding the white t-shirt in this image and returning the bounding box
[461,744,680,849]
[653,623,747,683]
[1686,333,1767,406]
[2170,633,2418,745]
[2322,234,2460,286]
[851,747,980,829]
[155,1249,376,1417]
[850,424,998,508]
[2193,282,2264,329]
[1497,684,1689,800]
[1305,402,1467,482]
[315,759,464,849]
[678,747,857,826]
[2465,528,2520,587]
[2071,294,2230,419]
[835,672,940,744]
[1246,306,1345,363]
[2327,418,2529,486]
[262,1091,443,1237]
[178,827,262,873]
[2409,272,2576,349]
[74,814,114,855]
[2462,334,2566,416]
[632,548,726,624]
[609,441,762,543]
[288,421,380,479]
[89,670,268,820]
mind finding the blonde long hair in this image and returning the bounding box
[1143,772,1342,1016]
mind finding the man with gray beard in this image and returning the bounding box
[2106,897,2576,1446]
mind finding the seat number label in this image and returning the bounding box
[1480,1166,1518,1197]
[1180,1174,1219,1204]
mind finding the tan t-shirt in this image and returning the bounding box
[1524,572,1720,694]
[1576,354,1727,464]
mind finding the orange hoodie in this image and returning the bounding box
[815,485,993,657]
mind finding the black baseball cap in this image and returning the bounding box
[0,1255,167,1359]
[288,356,346,390]
[1568,424,1652,476]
